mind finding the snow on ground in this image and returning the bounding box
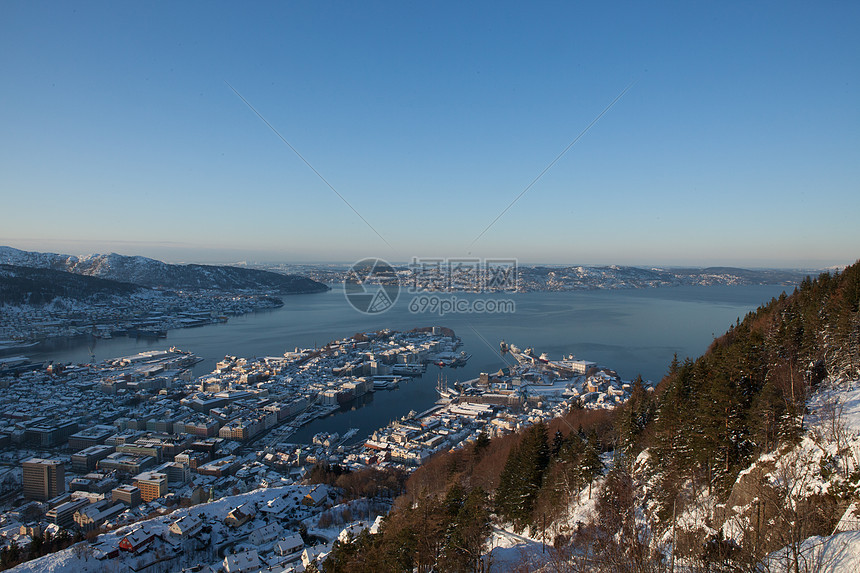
[720,378,860,533]
[8,548,108,573]
[485,526,546,571]
[301,497,389,543]
[745,377,860,571]
[557,482,601,535]
[807,378,860,436]
[761,530,860,573]
[764,377,860,499]
[483,475,604,572]
[482,378,860,572]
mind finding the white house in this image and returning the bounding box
[260,495,292,519]
[337,520,369,543]
[224,548,262,573]
[249,522,281,546]
[169,515,203,538]
[274,532,304,558]
[369,515,384,535]
[301,544,330,568]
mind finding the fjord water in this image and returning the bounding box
[23,284,790,441]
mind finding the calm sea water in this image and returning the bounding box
[16,284,790,442]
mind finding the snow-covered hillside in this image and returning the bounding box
[0,246,328,293]
[482,378,860,572]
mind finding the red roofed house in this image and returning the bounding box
[118,527,154,553]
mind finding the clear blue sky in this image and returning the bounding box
[1,1,858,268]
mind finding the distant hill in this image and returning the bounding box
[0,264,140,305]
[0,246,329,294]
[521,264,814,290]
[673,265,813,284]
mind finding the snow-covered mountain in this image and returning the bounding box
[0,246,329,293]
[519,264,812,290]
[0,264,140,305]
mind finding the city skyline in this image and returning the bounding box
[2,2,858,268]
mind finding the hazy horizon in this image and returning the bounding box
[0,242,849,272]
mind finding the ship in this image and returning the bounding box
[392,363,425,376]
[342,428,360,442]
[508,347,536,366]
[373,375,400,390]
[436,373,460,399]
[0,340,39,351]
[432,351,471,367]
[452,351,471,367]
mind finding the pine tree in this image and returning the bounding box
[617,374,653,456]
[440,486,490,573]
[551,429,565,459]
[495,423,550,530]
[579,430,603,499]
[495,442,521,524]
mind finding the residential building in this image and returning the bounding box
[225,502,255,527]
[223,549,262,573]
[303,486,327,507]
[118,527,154,553]
[168,515,203,538]
[274,533,304,558]
[248,523,281,545]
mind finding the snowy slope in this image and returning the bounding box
[478,379,860,571]
[762,530,860,573]
[0,246,328,293]
[719,378,860,570]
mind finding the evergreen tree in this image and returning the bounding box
[617,374,653,456]
[551,429,565,459]
[473,432,491,460]
[440,486,490,573]
[579,430,603,499]
[495,423,550,530]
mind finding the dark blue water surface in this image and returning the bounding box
[19,284,790,442]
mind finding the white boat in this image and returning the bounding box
[0,340,39,351]
[342,428,359,442]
